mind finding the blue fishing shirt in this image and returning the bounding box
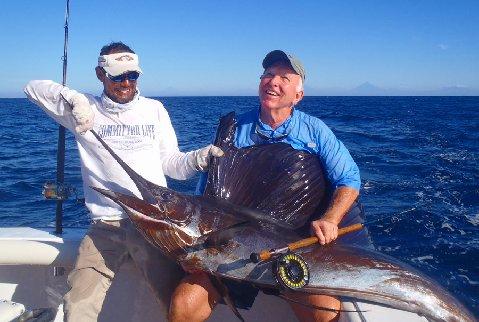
[197,108,360,193]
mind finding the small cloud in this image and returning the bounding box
[437,43,449,50]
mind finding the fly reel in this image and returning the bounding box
[273,252,310,290]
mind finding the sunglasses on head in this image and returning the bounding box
[105,71,140,83]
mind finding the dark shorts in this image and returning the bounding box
[221,279,259,310]
[336,201,374,248]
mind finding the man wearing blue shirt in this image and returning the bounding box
[169,50,366,322]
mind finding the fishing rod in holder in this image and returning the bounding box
[47,0,70,235]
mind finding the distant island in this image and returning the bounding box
[305,82,479,96]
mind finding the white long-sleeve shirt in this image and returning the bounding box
[25,80,197,220]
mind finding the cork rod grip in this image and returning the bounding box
[253,223,364,262]
[287,223,364,251]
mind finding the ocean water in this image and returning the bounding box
[0,96,478,316]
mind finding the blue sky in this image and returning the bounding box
[2,0,478,96]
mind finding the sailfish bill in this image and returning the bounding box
[90,113,476,322]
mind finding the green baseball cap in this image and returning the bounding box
[262,50,305,82]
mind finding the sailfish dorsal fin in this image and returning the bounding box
[204,112,328,229]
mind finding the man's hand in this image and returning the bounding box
[194,144,224,171]
[70,93,94,134]
[310,219,339,245]
[310,186,359,245]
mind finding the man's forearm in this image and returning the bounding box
[321,186,359,225]
[24,80,79,131]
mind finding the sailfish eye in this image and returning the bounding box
[161,191,172,200]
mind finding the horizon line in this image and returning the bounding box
[3,94,479,99]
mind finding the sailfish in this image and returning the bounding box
[92,112,475,322]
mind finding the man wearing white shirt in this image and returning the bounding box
[24,41,222,322]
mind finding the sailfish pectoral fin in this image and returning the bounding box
[197,221,250,248]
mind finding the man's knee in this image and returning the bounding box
[64,267,112,322]
[169,273,220,322]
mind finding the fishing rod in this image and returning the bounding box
[251,208,419,290]
[55,0,70,235]
[249,223,364,291]
[250,206,418,263]
[250,223,363,263]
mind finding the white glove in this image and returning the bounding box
[193,144,224,171]
[69,93,94,134]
